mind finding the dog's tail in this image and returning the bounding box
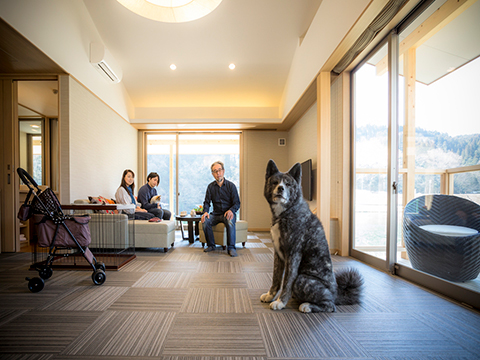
[334,268,363,305]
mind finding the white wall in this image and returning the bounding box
[280,0,370,119]
[68,78,137,201]
[287,104,317,211]
[243,130,288,230]
[0,0,134,121]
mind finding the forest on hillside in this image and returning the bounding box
[356,125,480,195]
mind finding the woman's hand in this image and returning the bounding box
[136,207,147,212]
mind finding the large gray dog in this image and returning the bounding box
[261,159,363,313]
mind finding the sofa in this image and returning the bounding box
[199,220,248,249]
[73,199,176,252]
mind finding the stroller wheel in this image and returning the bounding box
[39,266,53,280]
[92,269,106,285]
[27,277,45,293]
[95,262,106,272]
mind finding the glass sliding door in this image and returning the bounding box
[396,0,480,304]
[145,133,240,216]
[352,41,392,265]
[351,0,480,308]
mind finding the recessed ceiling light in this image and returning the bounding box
[170,64,177,70]
[229,63,235,70]
[31,125,40,128]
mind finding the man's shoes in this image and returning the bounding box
[228,249,238,257]
[204,246,215,253]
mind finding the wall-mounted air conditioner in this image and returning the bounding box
[90,43,123,83]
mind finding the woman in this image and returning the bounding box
[115,169,154,220]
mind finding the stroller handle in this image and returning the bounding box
[17,167,40,190]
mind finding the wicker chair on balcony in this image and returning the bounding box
[403,194,480,282]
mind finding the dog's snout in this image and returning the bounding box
[277,185,284,193]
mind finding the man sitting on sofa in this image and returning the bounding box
[137,172,172,220]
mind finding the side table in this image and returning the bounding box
[176,215,202,243]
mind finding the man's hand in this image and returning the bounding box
[201,212,210,223]
[224,210,234,221]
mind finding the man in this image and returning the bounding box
[137,172,171,220]
[201,161,241,257]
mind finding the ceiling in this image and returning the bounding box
[83,0,322,109]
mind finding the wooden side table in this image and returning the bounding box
[176,215,202,243]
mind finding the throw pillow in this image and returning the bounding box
[99,196,118,214]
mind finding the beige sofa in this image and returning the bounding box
[199,220,248,249]
[73,199,176,252]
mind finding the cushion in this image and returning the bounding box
[419,224,478,237]
[88,196,118,214]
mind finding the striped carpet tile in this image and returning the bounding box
[0,309,27,327]
[252,253,274,263]
[132,272,193,288]
[40,270,90,286]
[0,311,99,353]
[244,273,272,289]
[40,286,128,311]
[257,312,369,358]
[197,262,243,273]
[160,357,267,360]
[181,288,254,313]
[412,311,480,354]
[190,273,248,288]
[0,354,54,360]
[150,261,200,272]
[0,286,77,310]
[244,242,268,248]
[62,311,175,357]
[78,271,144,287]
[109,288,188,311]
[333,312,474,357]
[240,262,273,273]
[118,260,157,272]
[163,253,205,262]
[162,313,267,356]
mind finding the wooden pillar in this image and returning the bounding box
[403,47,416,205]
[317,72,331,244]
[340,73,351,256]
[0,79,18,252]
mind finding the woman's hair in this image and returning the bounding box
[121,169,135,193]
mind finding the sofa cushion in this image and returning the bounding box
[134,220,176,235]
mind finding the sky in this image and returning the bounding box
[355,56,480,137]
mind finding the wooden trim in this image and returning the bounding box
[446,165,480,174]
[317,72,331,244]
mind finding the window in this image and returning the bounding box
[146,133,240,215]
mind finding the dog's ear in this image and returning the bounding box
[266,159,279,179]
[288,163,302,184]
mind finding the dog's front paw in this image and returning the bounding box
[269,300,285,310]
[260,292,275,303]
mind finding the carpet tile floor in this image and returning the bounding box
[0,231,479,359]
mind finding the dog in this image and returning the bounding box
[261,159,363,313]
[150,195,161,204]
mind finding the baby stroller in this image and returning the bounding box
[17,168,106,292]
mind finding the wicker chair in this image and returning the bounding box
[403,195,480,282]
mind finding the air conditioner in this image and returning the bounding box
[90,43,123,83]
